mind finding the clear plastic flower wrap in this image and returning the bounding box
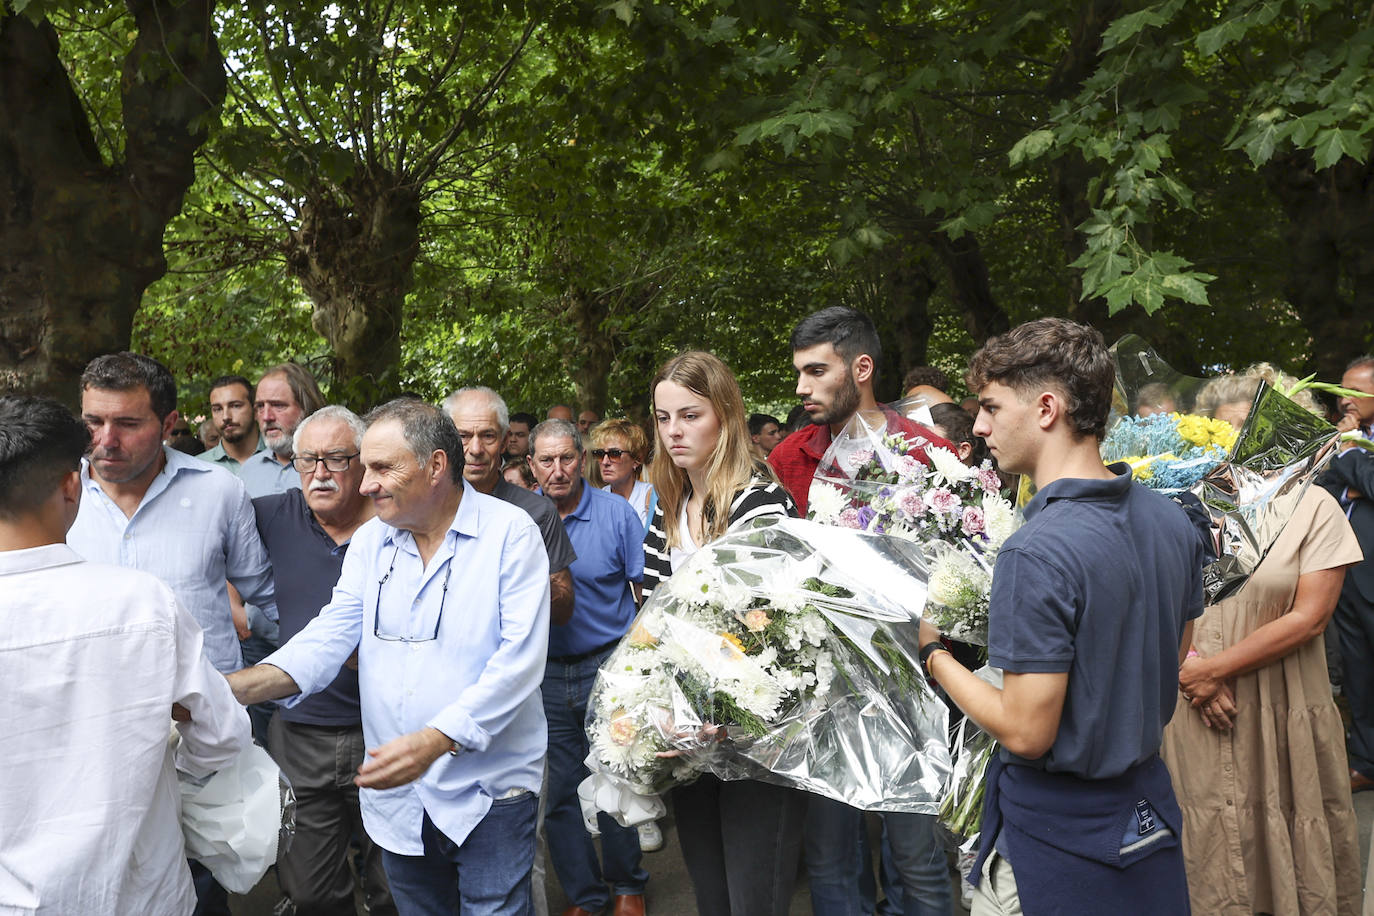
[805,407,1021,645]
[1108,334,1343,602]
[582,516,952,821]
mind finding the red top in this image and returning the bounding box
[767,406,953,515]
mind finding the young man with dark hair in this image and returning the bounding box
[505,411,538,460]
[0,395,249,914]
[202,374,263,470]
[747,412,783,459]
[919,317,1202,913]
[769,306,955,914]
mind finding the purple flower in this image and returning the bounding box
[857,506,877,529]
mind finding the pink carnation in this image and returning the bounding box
[896,487,925,520]
[977,467,1001,492]
[845,448,876,472]
[895,455,925,482]
[838,508,864,529]
[961,506,985,537]
[926,487,961,515]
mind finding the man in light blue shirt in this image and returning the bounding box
[529,419,647,916]
[200,374,264,471]
[67,352,277,675]
[229,399,551,916]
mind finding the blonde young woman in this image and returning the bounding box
[1163,364,1362,914]
[588,418,655,530]
[641,351,806,916]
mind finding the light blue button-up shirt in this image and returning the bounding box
[67,446,277,673]
[264,481,551,855]
[239,449,301,499]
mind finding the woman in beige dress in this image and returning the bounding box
[1162,370,1363,914]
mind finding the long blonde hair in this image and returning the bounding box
[649,351,763,548]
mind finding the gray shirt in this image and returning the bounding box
[492,479,576,573]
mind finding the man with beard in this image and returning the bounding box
[66,351,276,915]
[768,306,950,513]
[253,406,397,916]
[240,362,326,499]
[767,307,955,916]
[201,374,264,471]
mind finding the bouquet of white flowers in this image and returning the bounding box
[807,413,1021,645]
[582,516,952,819]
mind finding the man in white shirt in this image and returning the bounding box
[0,395,250,916]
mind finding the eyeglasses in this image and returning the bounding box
[591,448,630,460]
[373,546,451,643]
[291,453,360,473]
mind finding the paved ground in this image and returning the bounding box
[229,790,1374,914]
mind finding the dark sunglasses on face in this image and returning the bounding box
[591,448,630,460]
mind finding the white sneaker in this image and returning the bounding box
[637,820,664,852]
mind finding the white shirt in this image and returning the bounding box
[67,446,277,672]
[0,544,250,916]
[266,481,550,855]
[603,479,654,529]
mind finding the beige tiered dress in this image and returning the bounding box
[1161,486,1363,915]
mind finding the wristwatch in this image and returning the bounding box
[918,640,948,675]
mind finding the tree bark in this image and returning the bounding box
[0,1,223,404]
[286,173,421,407]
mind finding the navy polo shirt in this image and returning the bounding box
[253,489,361,725]
[548,480,644,657]
[988,463,1203,779]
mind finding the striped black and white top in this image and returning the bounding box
[641,477,798,602]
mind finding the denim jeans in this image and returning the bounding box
[883,813,952,916]
[381,797,538,916]
[543,652,647,910]
[671,774,807,916]
[806,799,951,916]
[805,796,868,916]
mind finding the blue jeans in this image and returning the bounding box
[805,797,868,916]
[883,813,952,916]
[381,797,538,916]
[543,652,647,910]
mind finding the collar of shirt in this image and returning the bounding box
[80,445,214,513]
[1024,463,1133,521]
[379,478,478,564]
[566,477,595,522]
[0,543,83,576]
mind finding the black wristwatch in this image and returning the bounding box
[918,640,948,675]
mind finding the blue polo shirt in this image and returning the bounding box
[548,480,644,657]
[253,489,360,725]
[988,463,1203,779]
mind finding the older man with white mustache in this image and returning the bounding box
[251,406,397,915]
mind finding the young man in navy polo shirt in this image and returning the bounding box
[919,318,1203,914]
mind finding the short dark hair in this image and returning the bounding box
[81,352,178,420]
[0,396,90,520]
[259,362,325,416]
[929,402,990,466]
[902,366,948,393]
[966,317,1115,440]
[363,398,464,484]
[790,306,883,374]
[509,411,537,429]
[748,413,781,436]
[209,374,254,400]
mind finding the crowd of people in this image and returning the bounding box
[2,306,1374,916]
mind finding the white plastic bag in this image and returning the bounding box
[179,742,295,894]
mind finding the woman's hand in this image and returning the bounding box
[1197,683,1238,731]
[1179,654,1225,705]
[653,716,727,758]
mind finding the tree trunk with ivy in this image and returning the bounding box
[0,1,224,404]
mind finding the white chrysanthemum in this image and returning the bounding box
[981,495,1021,546]
[666,563,717,605]
[926,446,976,486]
[807,482,848,523]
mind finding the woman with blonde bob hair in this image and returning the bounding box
[640,350,806,916]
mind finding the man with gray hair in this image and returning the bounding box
[229,398,551,914]
[252,405,395,916]
[445,386,575,626]
[528,419,648,916]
